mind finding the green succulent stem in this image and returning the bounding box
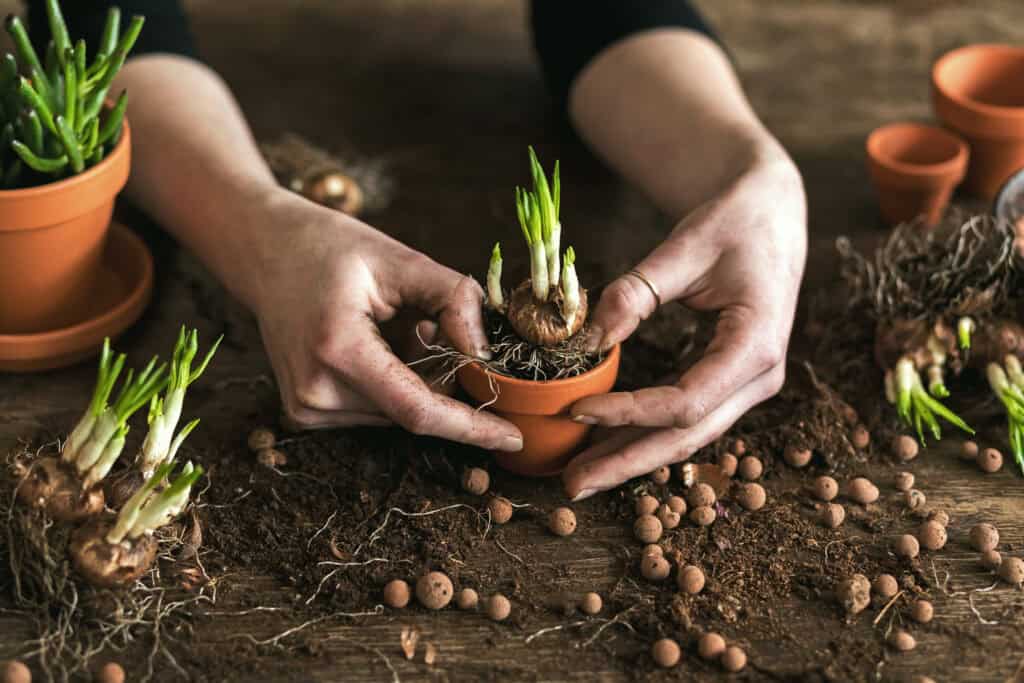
[0,4,142,188]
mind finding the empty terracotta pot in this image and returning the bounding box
[0,121,131,333]
[458,344,620,477]
[932,44,1024,200]
[866,122,968,228]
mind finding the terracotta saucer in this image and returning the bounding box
[0,221,154,372]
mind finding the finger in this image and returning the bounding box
[320,318,523,451]
[398,256,490,360]
[572,304,783,428]
[563,365,783,499]
[585,201,725,352]
[568,426,653,468]
[281,408,393,432]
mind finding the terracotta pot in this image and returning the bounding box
[932,44,1024,200]
[0,121,131,333]
[866,122,968,228]
[457,344,620,477]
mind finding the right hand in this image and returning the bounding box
[246,189,523,451]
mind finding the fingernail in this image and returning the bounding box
[500,435,523,452]
[583,326,604,353]
[573,414,598,425]
[572,488,598,502]
[477,346,493,361]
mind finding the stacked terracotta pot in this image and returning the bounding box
[867,44,1024,228]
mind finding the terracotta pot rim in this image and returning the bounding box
[460,343,620,388]
[0,119,130,204]
[866,122,968,182]
[932,45,1024,122]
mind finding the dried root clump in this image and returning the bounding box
[838,213,1024,462]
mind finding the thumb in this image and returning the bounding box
[398,256,491,360]
[584,272,660,352]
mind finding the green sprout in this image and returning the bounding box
[62,340,168,489]
[516,185,549,301]
[561,245,580,330]
[987,357,1024,475]
[0,2,144,187]
[137,327,221,477]
[893,357,973,444]
[957,316,975,352]
[487,242,504,309]
[106,460,204,544]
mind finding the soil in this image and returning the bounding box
[2,300,980,682]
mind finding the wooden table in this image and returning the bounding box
[2,1,1023,680]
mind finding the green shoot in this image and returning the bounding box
[63,338,125,459]
[926,365,949,399]
[516,186,549,300]
[138,328,221,476]
[515,148,568,303]
[528,147,561,288]
[487,242,504,309]
[124,463,203,541]
[894,357,973,444]
[957,316,975,352]
[988,358,1024,475]
[561,246,580,330]
[106,461,174,544]
[70,355,167,476]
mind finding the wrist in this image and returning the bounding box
[193,181,296,314]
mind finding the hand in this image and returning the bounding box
[563,159,806,499]
[248,190,523,450]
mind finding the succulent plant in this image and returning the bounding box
[0,1,143,188]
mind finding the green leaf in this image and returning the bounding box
[45,0,71,64]
[11,139,67,173]
[54,115,83,173]
[98,7,121,59]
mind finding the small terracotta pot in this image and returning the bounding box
[932,44,1024,200]
[457,344,620,477]
[0,121,131,333]
[866,122,968,228]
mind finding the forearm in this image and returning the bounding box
[113,54,278,311]
[569,29,798,220]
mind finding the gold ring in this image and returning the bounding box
[626,268,662,308]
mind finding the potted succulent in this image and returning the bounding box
[0,1,143,333]
[457,149,619,476]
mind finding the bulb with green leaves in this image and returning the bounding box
[103,326,220,508]
[493,147,587,347]
[70,461,204,588]
[0,1,143,188]
[889,356,974,445]
[16,338,167,521]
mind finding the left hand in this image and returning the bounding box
[562,159,806,500]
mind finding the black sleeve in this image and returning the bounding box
[26,0,196,60]
[530,0,718,109]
